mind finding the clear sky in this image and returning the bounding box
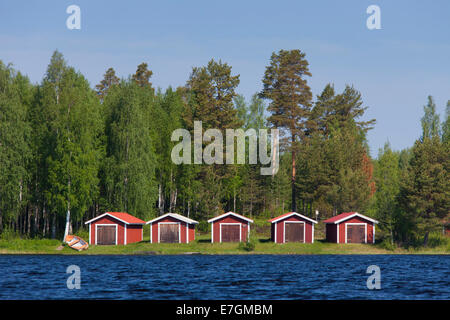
[1,0,449,157]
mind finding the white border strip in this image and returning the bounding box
[95,223,118,245]
[158,222,181,243]
[270,212,317,224]
[147,212,199,225]
[283,221,305,243]
[219,223,242,243]
[345,223,367,244]
[327,212,378,225]
[208,212,253,224]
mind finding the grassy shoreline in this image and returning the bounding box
[0,234,448,255]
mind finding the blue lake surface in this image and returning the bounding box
[0,254,448,300]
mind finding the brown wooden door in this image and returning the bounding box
[97,225,116,245]
[221,224,241,242]
[285,222,304,243]
[347,225,365,243]
[160,224,179,243]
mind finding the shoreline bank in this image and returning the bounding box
[0,237,448,256]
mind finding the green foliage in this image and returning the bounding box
[95,67,119,102]
[37,51,103,236]
[421,96,441,140]
[185,58,240,130]
[197,220,209,233]
[102,79,158,220]
[153,87,186,215]
[309,83,375,135]
[0,61,32,229]
[182,58,242,219]
[238,237,256,252]
[234,93,266,130]
[442,101,450,143]
[260,49,313,212]
[0,50,447,253]
[425,232,449,248]
[261,49,312,141]
[392,97,449,246]
[132,63,153,90]
[0,227,21,240]
[234,94,248,128]
[370,143,401,243]
[399,135,449,244]
[297,118,375,217]
[378,239,396,251]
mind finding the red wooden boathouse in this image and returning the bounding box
[85,212,145,245]
[208,212,253,243]
[324,212,378,244]
[146,213,198,243]
[269,212,317,243]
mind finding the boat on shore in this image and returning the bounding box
[64,235,89,251]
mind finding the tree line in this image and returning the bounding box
[0,49,448,245]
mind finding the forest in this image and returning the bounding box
[0,49,448,247]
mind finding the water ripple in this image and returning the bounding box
[0,254,448,299]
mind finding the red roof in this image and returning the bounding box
[323,212,378,224]
[107,212,145,224]
[85,212,145,225]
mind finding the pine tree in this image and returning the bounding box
[132,63,153,89]
[399,97,449,245]
[297,83,376,218]
[183,59,241,218]
[96,67,119,102]
[260,49,313,212]
[324,123,375,214]
[330,85,376,132]
[401,136,449,245]
[185,59,240,130]
[309,84,376,136]
[308,83,336,135]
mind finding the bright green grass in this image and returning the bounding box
[0,232,448,255]
[0,238,62,253]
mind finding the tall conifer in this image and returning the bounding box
[260,49,312,212]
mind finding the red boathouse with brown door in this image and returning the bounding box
[324,212,378,244]
[208,212,253,243]
[84,212,145,245]
[269,212,317,243]
[146,213,198,243]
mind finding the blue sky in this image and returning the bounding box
[1,0,449,157]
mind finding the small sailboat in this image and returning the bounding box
[65,235,89,251]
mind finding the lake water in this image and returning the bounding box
[0,254,448,300]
